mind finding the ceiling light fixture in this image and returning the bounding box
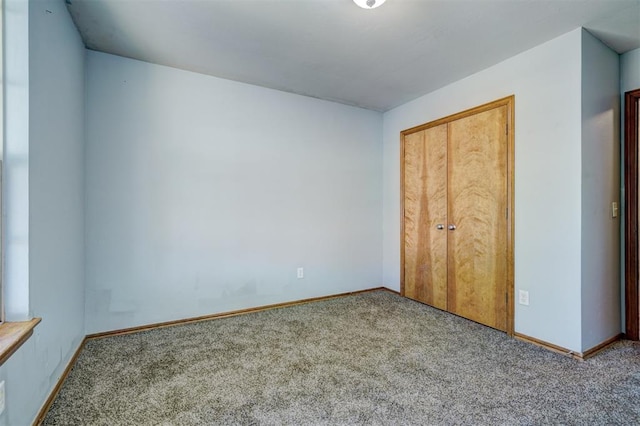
[353,0,386,9]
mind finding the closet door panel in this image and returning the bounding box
[403,125,448,309]
[447,106,508,331]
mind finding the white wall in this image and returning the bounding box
[580,30,620,351]
[382,29,584,351]
[0,1,86,424]
[85,51,383,334]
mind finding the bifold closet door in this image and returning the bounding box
[402,98,513,334]
[447,106,508,331]
[403,124,448,310]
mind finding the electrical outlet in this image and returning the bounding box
[612,202,618,218]
[297,267,304,279]
[0,381,5,415]
[518,290,529,306]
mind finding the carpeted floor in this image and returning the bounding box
[43,290,640,425]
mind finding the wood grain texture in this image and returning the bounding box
[506,96,515,336]
[447,106,508,331]
[625,89,640,340]
[402,125,448,309]
[400,96,514,334]
[0,318,41,366]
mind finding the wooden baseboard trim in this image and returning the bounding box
[515,332,623,361]
[87,287,389,340]
[380,287,400,295]
[581,333,622,359]
[514,332,583,360]
[33,337,87,426]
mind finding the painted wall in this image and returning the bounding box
[382,29,584,351]
[0,1,86,424]
[3,0,30,321]
[580,30,620,351]
[84,51,383,334]
[621,48,640,94]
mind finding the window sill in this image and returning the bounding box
[0,318,41,366]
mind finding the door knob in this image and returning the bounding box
[448,224,456,231]
[436,224,444,230]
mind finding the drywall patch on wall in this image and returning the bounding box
[382,29,583,351]
[84,51,383,334]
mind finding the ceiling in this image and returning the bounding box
[67,0,640,112]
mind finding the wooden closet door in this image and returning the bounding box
[447,106,508,331]
[403,124,448,309]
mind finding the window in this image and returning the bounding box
[0,0,40,366]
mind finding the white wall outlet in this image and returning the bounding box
[297,267,304,279]
[518,290,530,306]
[0,380,6,415]
[612,201,618,218]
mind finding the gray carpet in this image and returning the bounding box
[43,290,640,425]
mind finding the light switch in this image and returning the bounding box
[612,202,618,218]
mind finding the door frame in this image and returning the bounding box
[624,88,640,340]
[400,96,515,335]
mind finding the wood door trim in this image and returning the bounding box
[400,128,407,296]
[506,97,515,336]
[401,96,514,137]
[624,88,640,340]
[400,95,515,335]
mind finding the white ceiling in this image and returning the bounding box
[67,0,640,112]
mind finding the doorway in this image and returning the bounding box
[624,88,640,340]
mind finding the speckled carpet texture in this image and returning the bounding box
[44,290,640,425]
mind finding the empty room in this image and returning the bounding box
[1,0,640,424]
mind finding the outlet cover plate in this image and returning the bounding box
[518,290,529,306]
